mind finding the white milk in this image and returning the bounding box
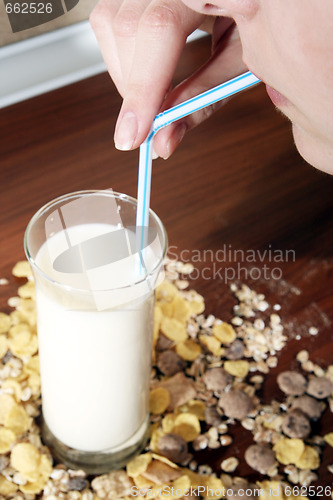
[35,224,158,452]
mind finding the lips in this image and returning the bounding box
[265,84,289,107]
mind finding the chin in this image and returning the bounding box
[292,123,333,175]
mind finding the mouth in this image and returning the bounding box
[265,84,289,108]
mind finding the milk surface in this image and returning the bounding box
[35,224,156,452]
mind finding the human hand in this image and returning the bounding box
[90,0,247,159]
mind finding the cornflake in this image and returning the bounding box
[176,339,202,361]
[5,403,31,435]
[10,443,52,492]
[324,432,333,447]
[224,360,250,379]
[212,322,236,344]
[179,400,206,420]
[273,438,304,465]
[149,388,171,415]
[126,453,152,478]
[0,334,8,358]
[12,261,32,278]
[0,476,18,496]
[199,335,223,356]
[161,317,188,343]
[295,446,320,470]
[171,413,201,442]
[0,428,16,453]
[0,313,11,334]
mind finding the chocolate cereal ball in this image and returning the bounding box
[307,376,333,399]
[203,367,233,392]
[291,395,322,420]
[204,407,222,427]
[244,444,276,474]
[277,371,307,396]
[157,433,188,463]
[225,340,245,360]
[282,409,311,439]
[218,390,254,420]
[157,350,185,376]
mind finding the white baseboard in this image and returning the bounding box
[0,21,206,109]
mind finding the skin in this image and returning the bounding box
[90,0,333,173]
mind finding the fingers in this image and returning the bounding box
[91,0,205,151]
[152,22,248,159]
[90,1,247,158]
[113,0,205,150]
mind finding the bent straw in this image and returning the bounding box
[136,71,260,255]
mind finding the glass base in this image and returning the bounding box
[42,416,150,474]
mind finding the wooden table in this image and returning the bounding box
[1,35,332,490]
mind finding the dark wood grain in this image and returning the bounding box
[1,35,332,488]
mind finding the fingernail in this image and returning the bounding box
[115,112,138,151]
[152,148,159,160]
[162,123,187,160]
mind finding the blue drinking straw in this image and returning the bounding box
[136,71,260,255]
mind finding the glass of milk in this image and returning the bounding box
[24,190,167,473]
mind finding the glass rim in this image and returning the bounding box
[24,190,168,294]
